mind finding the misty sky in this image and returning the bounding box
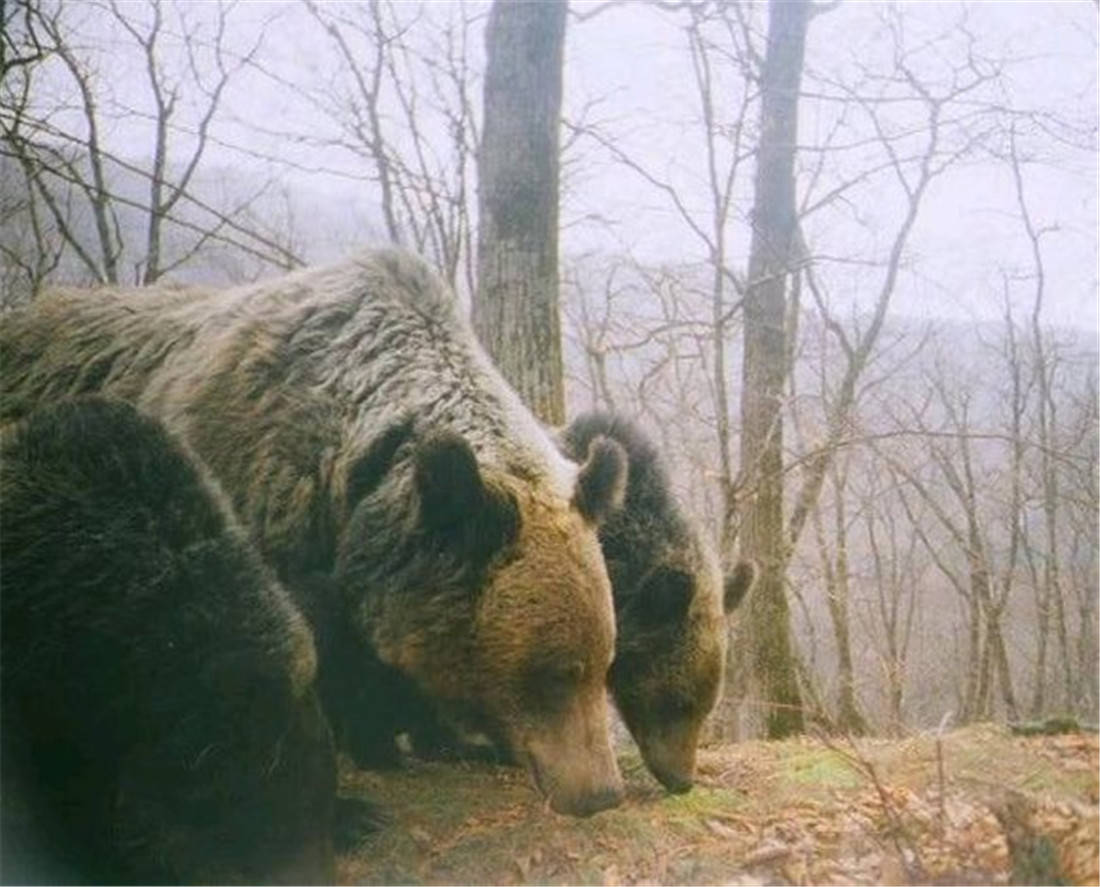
[563,1,1098,330]
[29,0,1100,332]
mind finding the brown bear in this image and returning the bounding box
[1,397,335,884]
[559,412,756,793]
[0,249,626,817]
[407,412,757,792]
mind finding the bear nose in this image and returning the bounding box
[661,773,694,794]
[565,784,624,817]
[651,764,694,794]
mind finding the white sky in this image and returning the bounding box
[562,1,1098,331]
[26,0,1100,333]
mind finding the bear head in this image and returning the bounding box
[560,411,757,793]
[335,424,627,817]
[610,552,755,793]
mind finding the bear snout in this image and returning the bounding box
[523,712,625,817]
[637,723,701,794]
[559,783,625,817]
[649,763,695,794]
[542,768,625,817]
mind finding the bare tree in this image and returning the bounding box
[1006,121,1068,717]
[294,0,482,292]
[861,461,923,734]
[107,0,262,284]
[570,1,760,559]
[737,0,812,739]
[0,0,293,306]
[473,0,568,424]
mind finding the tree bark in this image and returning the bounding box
[828,464,867,734]
[1029,585,1049,717]
[738,0,810,739]
[473,0,567,424]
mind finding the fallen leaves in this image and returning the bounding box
[335,726,1099,885]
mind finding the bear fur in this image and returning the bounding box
[0,249,627,817]
[0,397,336,884]
[404,412,756,793]
[559,411,757,793]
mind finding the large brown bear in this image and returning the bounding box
[410,412,757,793]
[1,398,335,884]
[560,412,756,793]
[0,249,626,817]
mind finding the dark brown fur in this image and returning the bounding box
[1,250,626,816]
[560,412,757,792]
[1,398,335,884]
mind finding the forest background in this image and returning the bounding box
[2,0,1096,743]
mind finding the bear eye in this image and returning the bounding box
[541,660,585,687]
[660,695,694,721]
[523,661,585,713]
[633,567,695,628]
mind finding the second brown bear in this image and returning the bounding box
[561,412,756,793]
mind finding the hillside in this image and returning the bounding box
[335,724,1098,886]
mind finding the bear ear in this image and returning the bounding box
[571,435,627,525]
[723,560,757,614]
[413,433,482,529]
[346,417,416,510]
[413,432,518,561]
[632,567,694,628]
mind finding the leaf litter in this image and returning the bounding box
[335,723,1098,885]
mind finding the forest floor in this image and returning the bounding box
[335,723,1098,886]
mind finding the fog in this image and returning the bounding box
[11,1,1093,328]
[3,0,1097,732]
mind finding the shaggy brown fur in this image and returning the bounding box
[1,397,335,884]
[560,412,757,793]
[1,249,626,817]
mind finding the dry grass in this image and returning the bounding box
[335,724,1099,886]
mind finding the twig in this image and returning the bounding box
[934,710,953,837]
[812,727,926,883]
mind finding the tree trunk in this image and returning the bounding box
[973,566,994,722]
[990,614,1019,720]
[1030,589,1049,718]
[961,593,982,721]
[1079,592,1099,717]
[829,473,867,735]
[473,0,567,425]
[738,0,810,739]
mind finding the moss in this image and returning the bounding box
[781,748,862,790]
[1011,834,1066,886]
[338,727,1098,885]
[659,785,747,825]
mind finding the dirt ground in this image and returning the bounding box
[335,723,1099,886]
